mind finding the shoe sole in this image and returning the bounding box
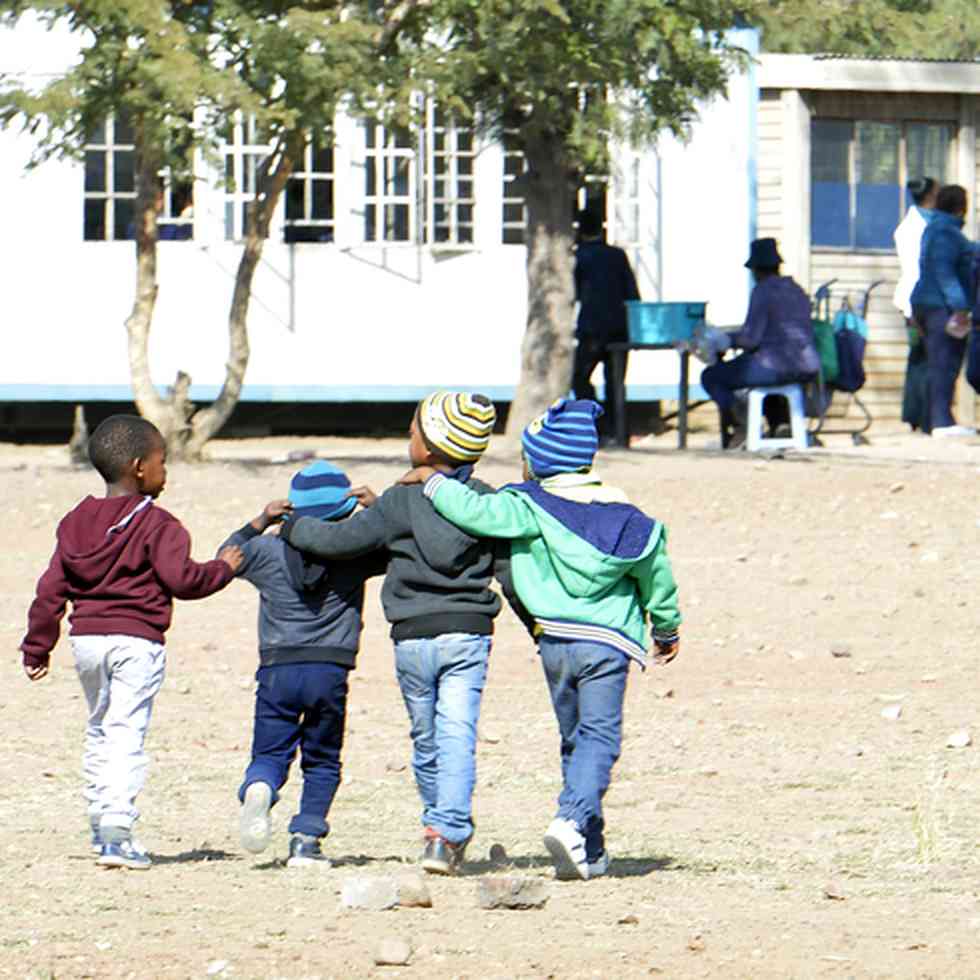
[543,831,588,881]
[420,856,454,875]
[97,854,151,870]
[286,856,332,869]
[240,783,272,854]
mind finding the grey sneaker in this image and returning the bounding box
[90,821,103,855]
[97,839,151,870]
[240,781,273,854]
[543,818,589,880]
[286,834,331,869]
[421,828,470,875]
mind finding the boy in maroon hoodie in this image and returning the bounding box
[20,415,242,870]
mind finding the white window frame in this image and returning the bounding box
[221,114,274,242]
[423,102,476,248]
[363,119,418,244]
[83,116,136,241]
[284,129,336,243]
[501,131,527,244]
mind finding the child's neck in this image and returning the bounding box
[104,480,143,499]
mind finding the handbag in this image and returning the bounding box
[811,318,839,384]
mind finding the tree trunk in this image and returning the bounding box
[125,133,186,447]
[504,127,578,440]
[182,131,303,459]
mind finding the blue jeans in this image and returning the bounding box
[539,637,630,861]
[916,306,967,429]
[394,633,491,844]
[701,353,809,413]
[239,662,349,838]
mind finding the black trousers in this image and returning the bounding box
[572,336,627,437]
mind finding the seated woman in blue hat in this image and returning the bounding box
[700,238,820,448]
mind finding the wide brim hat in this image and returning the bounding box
[744,237,783,269]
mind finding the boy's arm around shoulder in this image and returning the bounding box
[280,499,386,559]
[149,515,237,600]
[20,543,69,676]
[423,473,538,539]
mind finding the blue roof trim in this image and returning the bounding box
[0,383,708,403]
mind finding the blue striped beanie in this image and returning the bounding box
[522,398,603,478]
[288,460,357,521]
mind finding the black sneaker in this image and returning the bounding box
[421,829,470,876]
[286,834,331,869]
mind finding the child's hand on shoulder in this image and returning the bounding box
[254,499,293,531]
[217,543,244,573]
[397,465,438,486]
[347,485,378,508]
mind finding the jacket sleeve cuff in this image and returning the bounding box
[652,628,679,645]
[22,650,50,669]
[423,473,448,500]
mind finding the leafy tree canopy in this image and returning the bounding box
[753,0,980,61]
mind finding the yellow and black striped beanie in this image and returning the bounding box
[417,391,496,463]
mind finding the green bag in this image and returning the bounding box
[812,318,839,384]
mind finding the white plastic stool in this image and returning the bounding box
[745,384,808,452]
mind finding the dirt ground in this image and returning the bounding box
[2,425,979,980]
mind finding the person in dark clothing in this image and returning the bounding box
[20,415,242,870]
[910,184,977,437]
[572,209,640,438]
[279,392,502,876]
[222,461,388,868]
[701,238,819,448]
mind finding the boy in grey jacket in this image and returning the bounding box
[220,461,386,867]
[280,392,500,875]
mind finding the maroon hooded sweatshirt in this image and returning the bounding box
[21,494,234,668]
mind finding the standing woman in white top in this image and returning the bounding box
[894,177,938,432]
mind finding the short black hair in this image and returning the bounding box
[907,176,937,205]
[88,415,164,482]
[936,184,968,216]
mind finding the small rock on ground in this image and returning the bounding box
[395,873,432,908]
[476,877,549,910]
[374,937,412,966]
[341,876,399,911]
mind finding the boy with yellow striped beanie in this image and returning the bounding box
[280,391,503,876]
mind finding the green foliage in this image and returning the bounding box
[382,0,753,177]
[753,0,980,60]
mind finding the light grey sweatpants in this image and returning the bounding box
[72,634,167,834]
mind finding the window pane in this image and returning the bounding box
[114,150,135,193]
[114,112,134,145]
[312,179,332,219]
[385,203,409,240]
[312,144,333,174]
[907,123,951,185]
[811,120,852,248]
[856,122,899,185]
[365,203,376,241]
[84,198,106,240]
[85,150,106,192]
[285,179,304,221]
[856,122,900,248]
[114,199,135,241]
[812,120,851,182]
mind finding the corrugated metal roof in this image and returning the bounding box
[813,53,980,65]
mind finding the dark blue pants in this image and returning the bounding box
[238,662,349,838]
[965,326,980,394]
[916,307,967,429]
[539,637,630,863]
[700,353,804,413]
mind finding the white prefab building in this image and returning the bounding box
[757,53,980,424]
[1,17,760,427]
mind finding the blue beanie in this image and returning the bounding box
[288,460,357,521]
[522,399,602,478]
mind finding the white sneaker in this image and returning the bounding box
[932,425,976,438]
[240,782,273,854]
[543,818,589,880]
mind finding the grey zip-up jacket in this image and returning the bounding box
[280,469,504,642]
[220,524,387,668]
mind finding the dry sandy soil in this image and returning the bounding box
[1,426,979,980]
